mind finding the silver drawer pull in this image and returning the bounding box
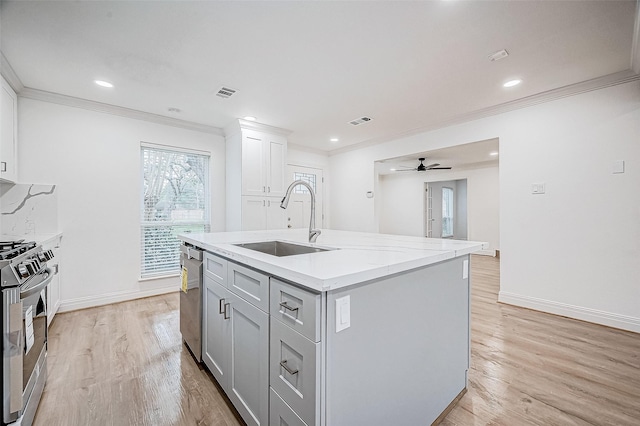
[279,302,299,313]
[219,298,225,314]
[223,303,230,320]
[279,360,298,376]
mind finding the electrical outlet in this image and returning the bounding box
[335,295,350,333]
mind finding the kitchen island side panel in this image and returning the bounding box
[324,256,470,426]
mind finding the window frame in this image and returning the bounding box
[442,186,454,238]
[140,142,211,279]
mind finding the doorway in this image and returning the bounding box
[425,179,468,239]
[285,165,324,229]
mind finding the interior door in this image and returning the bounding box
[286,165,324,229]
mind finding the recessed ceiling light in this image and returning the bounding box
[390,168,397,171]
[489,151,499,156]
[244,116,257,121]
[330,138,339,143]
[503,79,522,88]
[94,80,113,88]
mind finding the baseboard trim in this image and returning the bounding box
[498,291,640,333]
[59,284,179,313]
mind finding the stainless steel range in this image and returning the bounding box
[1,240,54,426]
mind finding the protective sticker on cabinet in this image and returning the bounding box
[181,267,188,293]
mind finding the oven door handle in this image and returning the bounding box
[20,268,54,299]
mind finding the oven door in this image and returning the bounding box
[3,268,52,425]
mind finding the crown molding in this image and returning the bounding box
[288,142,329,156]
[17,87,224,135]
[224,118,292,138]
[329,69,640,156]
[0,52,24,93]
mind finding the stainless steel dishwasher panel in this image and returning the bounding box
[179,244,203,362]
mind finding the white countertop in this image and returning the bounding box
[179,229,488,292]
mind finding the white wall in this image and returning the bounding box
[455,179,467,239]
[17,98,226,311]
[379,168,497,252]
[329,81,640,332]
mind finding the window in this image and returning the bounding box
[442,187,454,238]
[141,144,210,278]
[292,171,317,194]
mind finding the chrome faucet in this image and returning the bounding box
[280,180,321,243]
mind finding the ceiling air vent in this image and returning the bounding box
[349,116,373,126]
[488,49,509,62]
[216,86,237,99]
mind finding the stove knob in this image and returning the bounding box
[38,252,47,262]
[17,264,30,278]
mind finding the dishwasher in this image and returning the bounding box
[179,243,203,362]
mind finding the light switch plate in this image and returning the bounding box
[532,183,546,194]
[336,295,350,333]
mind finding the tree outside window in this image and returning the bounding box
[141,145,210,277]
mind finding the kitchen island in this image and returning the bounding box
[179,229,488,426]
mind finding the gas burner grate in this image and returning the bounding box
[0,241,37,260]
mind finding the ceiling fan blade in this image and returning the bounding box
[394,168,417,172]
[424,163,440,169]
[427,167,452,170]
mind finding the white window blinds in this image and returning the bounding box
[442,187,454,238]
[140,144,210,278]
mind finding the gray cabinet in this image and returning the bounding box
[228,261,270,312]
[203,277,230,385]
[227,291,269,426]
[270,388,308,426]
[202,255,270,426]
[270,318,321,426]
[269,279,322,426]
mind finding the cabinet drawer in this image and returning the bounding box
[227,262,269,312]
[270,278,321,342]
[270,319,320,426]
[204,252,227,284]
[270,388,308,426]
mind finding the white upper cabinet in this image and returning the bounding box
[0,76,18,184]
[226,119,290,231]
[241,129,287,197]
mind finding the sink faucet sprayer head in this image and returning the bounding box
[280,193,291,209]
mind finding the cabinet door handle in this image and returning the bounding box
[263,186,266,193]
[268,186,271,193]
[279,302,299,313]
[223,303,230,320]
[219,298,225,314]
[279,360,299,376]
[1,162,6,172]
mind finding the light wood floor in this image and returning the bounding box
[33,255,640,425]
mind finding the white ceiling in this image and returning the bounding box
[376,138,499,175]
[1,1,638,153]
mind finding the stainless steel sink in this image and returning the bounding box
[234,241,333,257]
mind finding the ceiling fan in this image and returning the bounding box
[395,158,452,172]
